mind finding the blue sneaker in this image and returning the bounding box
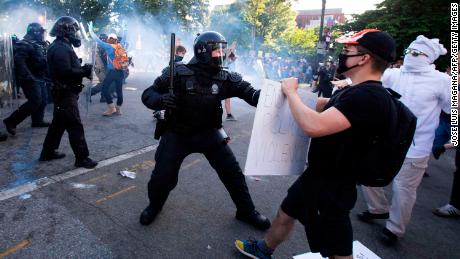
[235,239,273,259]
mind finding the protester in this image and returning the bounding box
[90,33,110,103]
[40,16,97,169]
[225,49,238,121]
[432,110,452,159]
[140,31,270,230]
[235,29,397,259]
[3,23,50,136]
[359,35,450,244]
[88,25,128,116]
[433,55,459,218]
[174,45,186,63]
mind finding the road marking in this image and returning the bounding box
[181,159,201,170]
[0,239,29,258]
[95,185,136,204]
[84,174,109,183]
[0,144,158,202]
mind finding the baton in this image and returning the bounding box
[169,33,175,95]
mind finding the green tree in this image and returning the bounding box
[276,28,318,57]
[338,0,450,68]
[243,0,296,51]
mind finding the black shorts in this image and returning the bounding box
[280,169,357,257]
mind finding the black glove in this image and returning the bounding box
[160,93,177,109]
[82,64,93,79]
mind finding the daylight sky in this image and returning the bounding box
[209,0,385,14]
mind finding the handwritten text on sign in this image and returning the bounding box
[244,80,317,176]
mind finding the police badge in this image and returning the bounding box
[211,83,219,94]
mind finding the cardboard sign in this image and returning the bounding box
[293,241,381,259]
[244,79,317,176]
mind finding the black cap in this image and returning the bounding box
[336,29,396,62]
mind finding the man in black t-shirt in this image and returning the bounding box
[235,29,396,259]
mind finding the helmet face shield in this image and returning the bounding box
[193,31,228,69]
[210,42,227,68]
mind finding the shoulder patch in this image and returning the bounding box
[176,64,194,76]
[14,40,32,50]
[228,72,242,83]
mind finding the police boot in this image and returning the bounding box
[0,132,7,142]
[115,105,122,115]
[39,151,66,161]
[3,119,16,136]
[236,210,271,230]
[102,104,116,116]
[140,206,160,226]
[75,157,98,169]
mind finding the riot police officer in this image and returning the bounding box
[3,23,50,136]
[140,31,270,230]
[39,16,97,169]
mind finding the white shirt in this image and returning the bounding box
[381,66,451,158]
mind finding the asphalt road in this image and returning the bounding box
[0,73,459,258]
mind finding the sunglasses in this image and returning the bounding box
[404,48,429,57]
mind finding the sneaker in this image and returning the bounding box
[226,114,237,121]
[75,157,98,169]
[39,151,66,161]
[357,210,389,222]
[235,239,272,259]
[380,227,398,245]
[139,206,159,225]
[433,204,460,218]
[3,119,16,136]
[0,132,7,142]
[236,210,271,230]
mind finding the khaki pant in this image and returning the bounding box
[361,156,429,237]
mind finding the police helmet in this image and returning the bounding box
[49,16,82,47]
[26,23,46,42]
[193,31,227,69]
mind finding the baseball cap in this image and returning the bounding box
[108,33,118,40]
[336,29,396,62]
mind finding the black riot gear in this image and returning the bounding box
[26,23,46,42]
[3,24,50,133]
[49,16,82,47]
[139,59,270,231]
[193,31,227,69]
[40,36,97,169]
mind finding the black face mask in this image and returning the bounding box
[68,34,81,48]
[174,55,184,62]
[336,53,364,74]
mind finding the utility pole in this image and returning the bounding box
[315,0,326,71]
[319,0,326,45]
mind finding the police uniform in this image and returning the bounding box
[3,35,49,130]
[40,39,89,162]
[141,59,269,228]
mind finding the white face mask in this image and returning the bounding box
[402,54,432,72]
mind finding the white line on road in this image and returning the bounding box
[0,144,158,202]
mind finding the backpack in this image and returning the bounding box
[109,43,129,70]
[353,85,417,187]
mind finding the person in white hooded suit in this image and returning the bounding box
[358,35,451,244]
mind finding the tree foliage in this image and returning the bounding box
[338,0,450,68]
[209,0,309,57]
[276,28,318,57]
